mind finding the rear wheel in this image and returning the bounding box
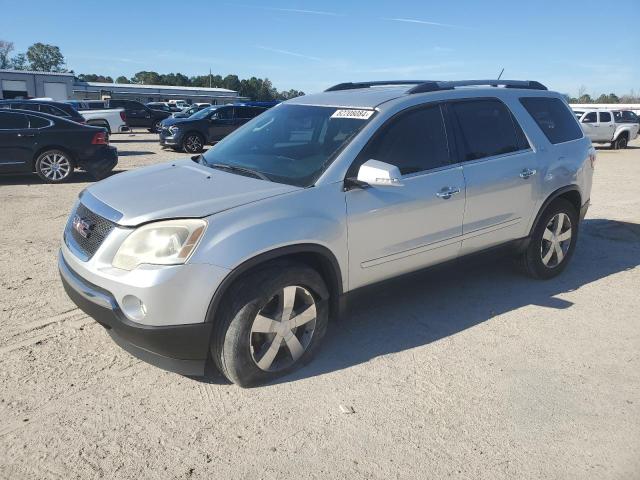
[182,133,204,153]
[611,134,628,150]
[150,120,162,133]
[518,198,578,279]
[212,262,329,387]
[35,149,74,183]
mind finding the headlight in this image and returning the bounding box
[169,125,179,133]
[112,219,207,271]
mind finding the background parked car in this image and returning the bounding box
[0,99,85,124]
[146,102,182,113]
[65,101,128,134]
[159,104,267,152]
[107,99,171,132]
[0,109,117,183]
[575,109,639,149]
[171,103,211,119]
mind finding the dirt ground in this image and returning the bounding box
[0,132,638,480]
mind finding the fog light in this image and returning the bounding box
[121,295,147,321]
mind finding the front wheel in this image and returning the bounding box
[182,133,204,153]
[150,120,162,133]
[35,150,74,183]
[517,198,578,279]
[212,262,329,387]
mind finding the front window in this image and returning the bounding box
[201,104,373,187]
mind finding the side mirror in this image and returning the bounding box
[354,159,404,188]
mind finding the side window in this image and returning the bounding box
[520,97,584,144]
[250,107,266,118]
[16,103,39,112]
[451,99,522,161]
[39,105,67,117]
[354,104,450,176]
[235,106,250,119]
[217,107,233,120]
[27,115,50,128]
[599,112,611,123]
[583,112,597,123]
[0,111,29,129]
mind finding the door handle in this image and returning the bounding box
[436,187,461,199]
[520,168,537,179]
[17,133,35,137]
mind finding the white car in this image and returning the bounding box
[574,109,639,149]
[67,101,129,135]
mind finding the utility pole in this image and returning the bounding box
[209,68,212,88]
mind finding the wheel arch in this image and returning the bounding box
[529,186,582,236]
[205,243,344,324]
[32,145,76,172]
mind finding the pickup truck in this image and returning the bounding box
[574,109,639,149]
[67,100,129,135]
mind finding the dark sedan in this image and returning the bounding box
[159,104,267,152]
[0,99,86,124]
[0,109,117,183]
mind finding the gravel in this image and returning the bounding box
[1,132,638,479]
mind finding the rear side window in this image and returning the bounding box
[451,99,523,161]
[520,97,584,144]
[0,111,29,129]
[355,104,450,175]
[27,115,50,128]
[599,112,611,122]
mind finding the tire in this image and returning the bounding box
[34,149,74,183]
[611,135,628,150]
[518,198,579,279]
[150,120,162,133]
[182,132,204,153]
[212,261,330,387]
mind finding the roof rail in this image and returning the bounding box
[325,80,430,92]
[324,79,547,93]
[409,79,547,93]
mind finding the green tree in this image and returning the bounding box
[0,40,14,69]
[131,71,162,85]
[115,76,130,84]
[10,53,28,70]
[26,43,66,72]
[78,73,113,82]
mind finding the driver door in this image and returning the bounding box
[207,107,236,142]
[345,104,466,290]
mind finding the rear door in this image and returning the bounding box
[449,98,539,254]
[0,111,35,172]
[598,111,615,141]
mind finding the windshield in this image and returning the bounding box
[201,104,372,187]
[190,106,218,119]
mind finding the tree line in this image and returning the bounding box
[567,86,640,104]
[0,40,304,101]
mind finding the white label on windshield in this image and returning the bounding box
[331,109,374,120]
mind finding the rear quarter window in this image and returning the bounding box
[520,97,583,144]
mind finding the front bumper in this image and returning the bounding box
[58,253,212,375]
[159,129,181,147]
[78,146,118,178]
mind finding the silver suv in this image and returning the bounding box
[59,80,594,387]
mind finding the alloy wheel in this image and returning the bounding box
[39,153,71,181]
[249,286,317,372]
[540,212,572,268]
[185,135,202,152]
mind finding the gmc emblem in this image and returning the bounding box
[72,215,94,239]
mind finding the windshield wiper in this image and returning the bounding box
[208,163,270,181]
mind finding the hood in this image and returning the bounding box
[86,159,300,226]
[161,116,196,127]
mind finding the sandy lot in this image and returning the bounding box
[0,132,638,479]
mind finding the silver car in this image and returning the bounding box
[59,79,595,387]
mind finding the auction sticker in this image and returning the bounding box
[331,109,375,120]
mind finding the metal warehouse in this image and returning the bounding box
[0,69,75,100]
[71,82,244,104]
[0,69,244,104]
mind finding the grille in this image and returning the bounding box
[66,203,116,259]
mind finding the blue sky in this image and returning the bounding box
[2,0,638,96]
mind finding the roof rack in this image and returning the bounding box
[325,79,547,93]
